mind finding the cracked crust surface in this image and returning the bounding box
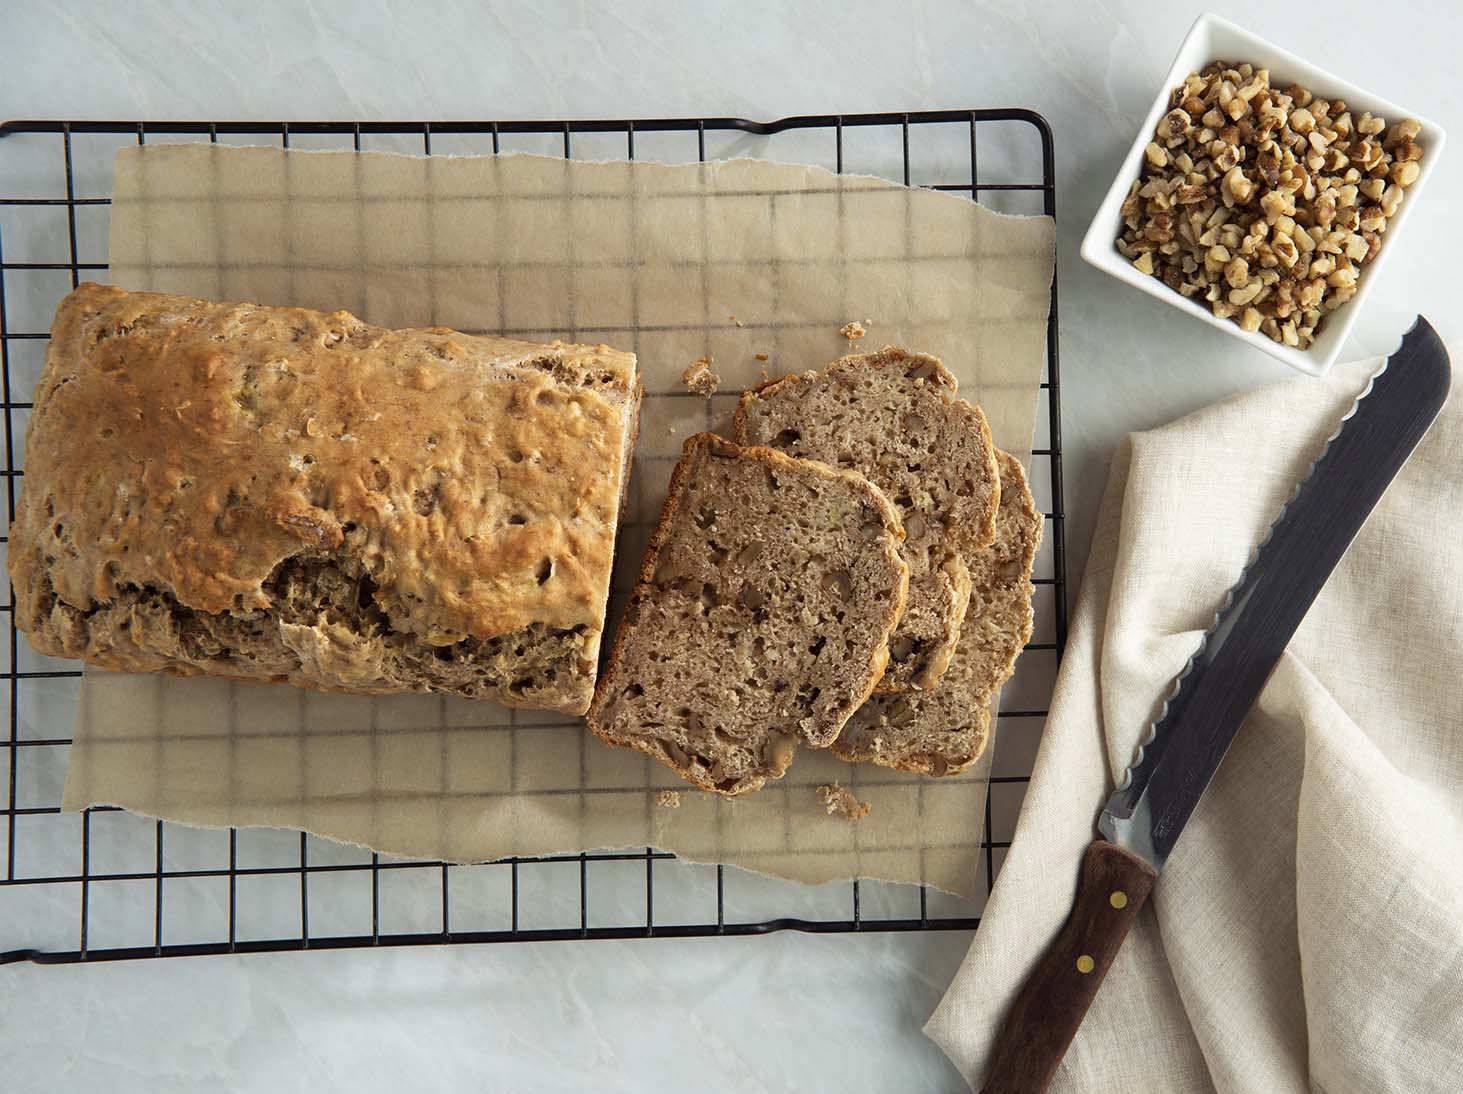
[9,283,641,713]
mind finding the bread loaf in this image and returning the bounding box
[8,283,641,714]
[587,433,909,794]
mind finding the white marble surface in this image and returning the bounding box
[2,1,1460,1090]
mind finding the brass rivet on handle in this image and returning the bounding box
[1076,954,1095,974]
[1110,891,1128,909]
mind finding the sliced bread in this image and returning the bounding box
[833,449,1042,776]
[587,433,909,795]
[733,347,1000,693]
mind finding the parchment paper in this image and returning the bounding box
[63,144,1054,895]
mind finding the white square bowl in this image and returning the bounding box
[1080,12,1446,376]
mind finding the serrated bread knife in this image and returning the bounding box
[980,319,1451,1094]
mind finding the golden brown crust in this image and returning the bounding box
[10,283,639,708]
[586,432,909,795]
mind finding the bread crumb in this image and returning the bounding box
[760,368,771,384]
[656,790,682,808]
[816,783,871,820]
[754,353,769,362]
[729,314,744,327]
[838,320,867,342]
[667,425,678,435]
[681,356,720,398]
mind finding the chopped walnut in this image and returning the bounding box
[816,783,871,820]
[1117,60,1424,349]
[656,790,681,809]
[681,355,719,398]
[838,320,867,342]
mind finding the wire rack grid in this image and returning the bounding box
[0,110,1064,965]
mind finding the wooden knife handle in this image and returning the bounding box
[979,839,1158,1094]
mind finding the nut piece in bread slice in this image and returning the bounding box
[834,449,1041,776]
[587,433,910,795]
[733,347,999,694]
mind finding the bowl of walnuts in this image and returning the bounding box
[1081,12,1445,375]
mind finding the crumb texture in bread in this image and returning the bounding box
[9,283,639,712]
[587,433,909,794]
[734,346,999,693]
[835,449,1041,775]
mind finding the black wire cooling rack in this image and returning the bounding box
[0,110,1064,965]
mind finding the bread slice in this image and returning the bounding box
[733,347,1000,693]
[587,433,909,795]
[833,449,1041,775]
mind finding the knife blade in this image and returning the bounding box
[979,318,1451,1094]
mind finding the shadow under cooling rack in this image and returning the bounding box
[0,110,1064,965]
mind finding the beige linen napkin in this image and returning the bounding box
[928,355,1463,1092]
